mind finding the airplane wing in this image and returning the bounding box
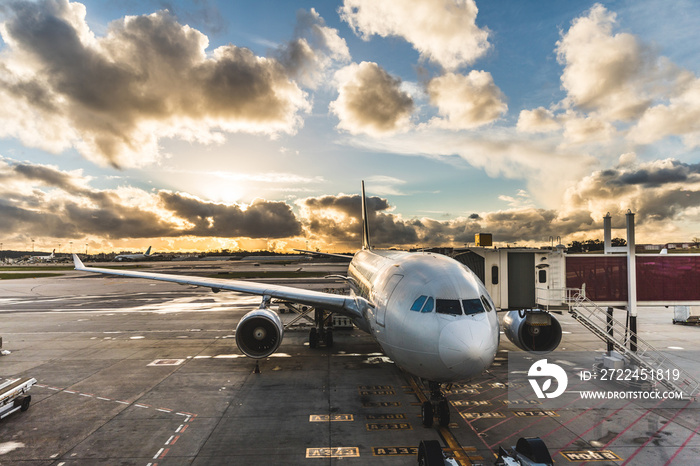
[72,254,366,319]
[293,249,354,260]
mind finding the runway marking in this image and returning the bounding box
[306,447,360,458]
[31,381,199,466]
[309,414,354,422]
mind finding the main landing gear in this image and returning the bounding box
[421,381,450,428]
[308,308,333,349]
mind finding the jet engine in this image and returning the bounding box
[502,310,562,353]
[235,308,284,358]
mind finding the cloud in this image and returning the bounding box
[330,62,414,136]
[628,79,700,147]
[427,71,507,130]
[275,8,350,89]
[0,157,301,245]
[339,0,490,70]
[158,191,302,238]
[516,107,560,133]
[0,0,312,168]
[564,158,700,226]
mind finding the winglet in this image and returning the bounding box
[72,254,85,270]
[361,181,372,250]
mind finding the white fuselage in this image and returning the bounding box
[348,250,500,383]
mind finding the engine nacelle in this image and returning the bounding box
[235,308,284,358]
[503,310,562,353]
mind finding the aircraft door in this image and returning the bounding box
[377,274,404,327]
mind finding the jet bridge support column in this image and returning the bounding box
[606,307,614,353]
[626,211,637,353]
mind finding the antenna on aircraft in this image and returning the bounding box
[361,181,372,250]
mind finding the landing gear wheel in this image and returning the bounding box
[421,401,434,427]
[309,328,319,349]
[417,440,443,466]
[437,399,450,427]
[324,329,333,347]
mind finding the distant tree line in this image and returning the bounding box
[567,238,626,253]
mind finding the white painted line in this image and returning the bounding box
[175,424,184,433]
[79,393,93,397]
[157,408,172,412]
[153,448,164,459]
[96,397,111,401]
[135,404,149,408]
[64,390,76,394]
[116,400,129,405]
[48,387,60,391]
[175,412,188,416]
[166,435,174,445]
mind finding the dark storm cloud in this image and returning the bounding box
[159,191,302,238]
[567,159,700,224]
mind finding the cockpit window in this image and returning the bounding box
[436,299,462,315]
[422,297,434,313]
[410,296,427,312]
[462,299,485,315]
[480,295,493,312]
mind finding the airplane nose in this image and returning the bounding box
[439,318,495,378]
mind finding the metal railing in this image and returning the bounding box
[566,290,700,399]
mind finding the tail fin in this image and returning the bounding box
[361,181,372,250]
[145,246,152,256]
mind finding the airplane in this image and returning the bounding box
[114,246,153,262]
[72,182,562,427]
[29,249,55,262]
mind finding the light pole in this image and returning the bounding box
[32,239,35,253]
[70,241,73,254]
[85,243,88,256]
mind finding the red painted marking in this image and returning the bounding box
[542,399,607,439]
[488,395,581,449]
[664,421,700,466]
[601,399,666,450]
[622,400,692,466]
[159,448,170,459]
[169,435,180,445]
[180,425,188,433]
[552,402,632,455]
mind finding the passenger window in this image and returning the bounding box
[462,299,485,315]
[422,297,434,313]
[411,296,427,312]
[480,295,493,312]
[436,299,462,315]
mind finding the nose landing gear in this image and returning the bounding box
[421,381,451,428]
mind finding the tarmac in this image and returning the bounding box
[1,260,699,465]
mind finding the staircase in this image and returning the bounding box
[567,291,700,399]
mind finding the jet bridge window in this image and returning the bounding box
[436,299,462,315]
[462,299,485,315]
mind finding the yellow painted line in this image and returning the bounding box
[407,376,472,466]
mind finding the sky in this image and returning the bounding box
[2,0,700,253]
